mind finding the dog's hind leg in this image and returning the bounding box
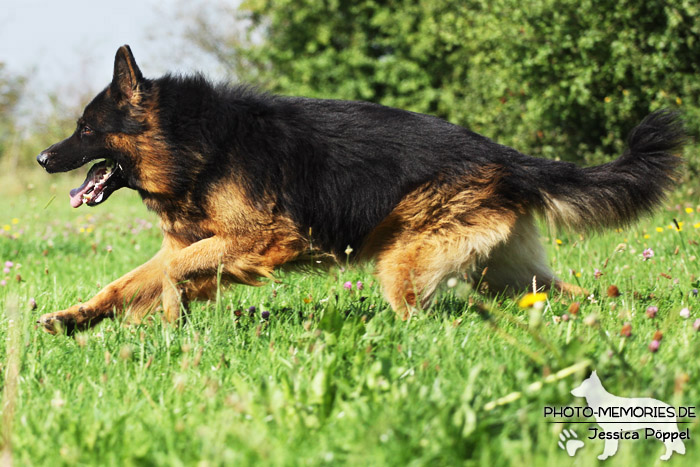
[661,443,673,461]
[474,214,587,296]
[372,204,517,318]
[661,434,686,460]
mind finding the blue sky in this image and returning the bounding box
[1,0,231,113]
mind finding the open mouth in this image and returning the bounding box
[69,159,124,208]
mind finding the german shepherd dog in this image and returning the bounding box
[36,45,684,334]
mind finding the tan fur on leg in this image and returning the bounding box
[553,280,588,297]
[366,169,519,318]
[39,247,170,333]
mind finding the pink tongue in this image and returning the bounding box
[69,162,110,208]
[69,180,93,208]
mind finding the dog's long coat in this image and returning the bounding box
[36,45,684,332]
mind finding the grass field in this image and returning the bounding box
[0,168,699,466]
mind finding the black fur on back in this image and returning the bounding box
[149,75,685,253]
[151,75,541,254]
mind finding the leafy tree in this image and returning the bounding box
[188,0,699,163]
[0,63,25,158]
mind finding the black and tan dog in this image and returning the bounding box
[36,45,684,333]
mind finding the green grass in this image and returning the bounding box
[1,169,699,466]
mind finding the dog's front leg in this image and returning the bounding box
[39,248,170,334]
[598,436,619,460]
[162,234,301,321]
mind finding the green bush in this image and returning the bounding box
[197,0,700,164]
[0,63,25,157]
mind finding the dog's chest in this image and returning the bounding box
[159,216,214,245]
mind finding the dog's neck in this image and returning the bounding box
[582,379,612,408]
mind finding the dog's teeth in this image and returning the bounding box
[94,192,104,203]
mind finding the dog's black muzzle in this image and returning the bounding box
[36,151,53,169]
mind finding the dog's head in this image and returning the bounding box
[570,370,601,398]
[37,45,170,208]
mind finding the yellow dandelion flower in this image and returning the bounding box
[2,225,10,231]
[656,227,663,233]
[676,97,682,105]
[686,207,694,214]
[643,234,650,239]
[575,272,582,278]
[518,292,548,309]
[556,239,563,245]
[79,227,85,233]
[694,223,700,229]
[86,227,94,234]
[11,218,19,225]
[604,96,612,103]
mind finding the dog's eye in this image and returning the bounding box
[80,125,94,137]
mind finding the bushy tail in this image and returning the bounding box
[538,110,686,230]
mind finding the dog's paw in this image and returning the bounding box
[37,308,85,335]
[38,313,74,335]
[555,280,589,297]
[558,428,584,457]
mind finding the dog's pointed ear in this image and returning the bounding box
[111,45,143,102]
[590,370,599,380]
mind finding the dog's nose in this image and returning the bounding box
[36,152,50,167]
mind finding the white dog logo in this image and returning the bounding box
[571,371,686,461]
